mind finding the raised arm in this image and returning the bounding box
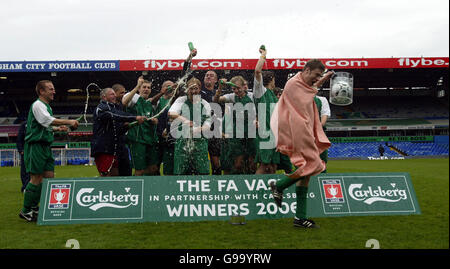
[254,46,267,83]
[150,87,167,105]
[253,46,268,99]
[213,78,228,103]
[122,76,144,107]
[182,48,197,73]
[313,70,334,89]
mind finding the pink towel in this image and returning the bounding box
[270,72,331,178]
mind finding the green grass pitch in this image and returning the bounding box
[0,158,448,249]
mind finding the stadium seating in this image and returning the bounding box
[65,149,90,165]
[331,97,449,119]
[328,141,449,158]
[389,142,449,156]
[0,150,14,167]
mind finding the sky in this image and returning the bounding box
[1,0,449,61]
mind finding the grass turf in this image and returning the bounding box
[0,158,448,249]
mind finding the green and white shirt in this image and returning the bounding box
[253,76,278,141]
[124,93,158,144]
[25,99,55,144]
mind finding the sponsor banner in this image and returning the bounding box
[366,156,406,160]
[329,136,434,143]
[0,61,119,72]
[38,173,420,225]
[318,174,419,215]
[119,57,449,71]
[1,58,448,72]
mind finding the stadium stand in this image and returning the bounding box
[0,150,14,166]
[0,57,448,166]
[328,141,449,159]
[330,96,449,119]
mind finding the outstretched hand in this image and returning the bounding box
[69,120,79,130]
[323,70,335,81]
[136,116,146,124]
[190,48,197,58]
[137,76,145,88]
[218,78,227,91]
[259,45,266,57]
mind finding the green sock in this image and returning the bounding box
[22,183,39,213]
[276,175,305,191]
[33,183,43,207]
[295,186,308,219]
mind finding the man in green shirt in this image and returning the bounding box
[214,75,256,174]
[253,47,292,174]
[314,93,332,172]
[155,80,176,175]
[168,77,212,175]
[19,80,79,222]
[122,76,159,176]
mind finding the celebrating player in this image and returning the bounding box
[253,46,292,174]
[122,76,159,176]
[269,59,331,228]
[168,77,212,175]
[91,88,145,177]
[19,80,79,222]
[214,76,257,174]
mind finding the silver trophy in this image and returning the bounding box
[329,72,353,106]
[327,185,338,198]
[54,189,66,204]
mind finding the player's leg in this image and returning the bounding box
[245,138,257,174]
[232,155,245,174]
[20,154,30,193]
[255,147,279,174]
[256,163,270,174]
[220,138,232,175]
[20,173,42,221]
[229,139,245,174]
[20,143,50,221]
[144,143,160,175]
[173,139,189,175]
[293,177,319,228]
[320,149,328,173]
[118,147,132,176]
[192,139,210,175]
[129,141,147,176]
[162,144,175,175]
[208,138,222,175]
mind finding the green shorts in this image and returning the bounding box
[173,138,209,175]
[220,139,234,171]
[320,149,328,163]
[254,135,280,165]
[278,153,293,172]
[24,142,54,174]
[128,141,159,170]
[221,138,257,171]
[162,145,175,175]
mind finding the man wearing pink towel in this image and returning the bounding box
[269,59,333,228]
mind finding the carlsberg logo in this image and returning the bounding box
[76,187,139,211]
[348,184,407,205]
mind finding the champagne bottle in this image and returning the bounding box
[188,42,195,51]
[69,115,84,131]
[219,80,238,88]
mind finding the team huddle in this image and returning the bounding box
[19,46,333,228]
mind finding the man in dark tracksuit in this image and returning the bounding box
[91,88,145,177]
[112,84,133,176]
[16,120,30,192]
